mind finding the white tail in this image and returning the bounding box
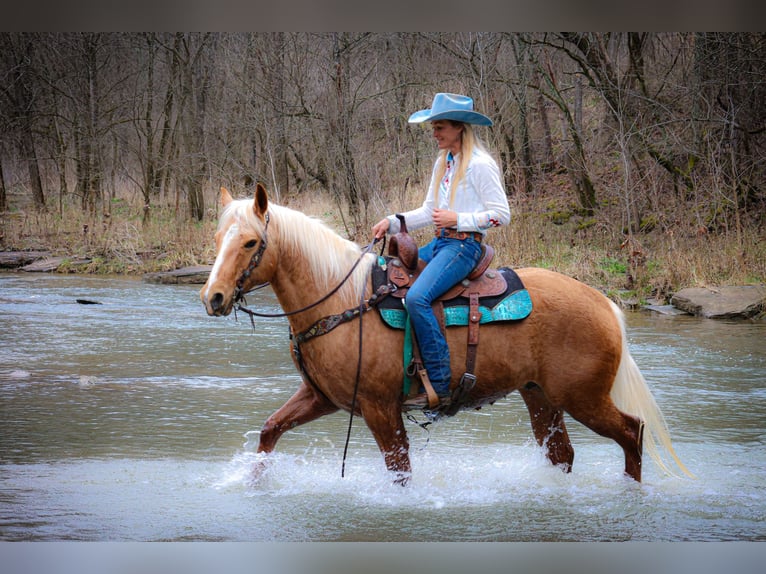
[608,301,694,478]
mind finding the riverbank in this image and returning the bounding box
[3,249,764,320]
[2,192,764,318]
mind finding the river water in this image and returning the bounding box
[1,273,764,543]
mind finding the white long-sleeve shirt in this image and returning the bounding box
[387,148,510,235]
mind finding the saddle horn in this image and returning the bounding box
[388,214,419,271]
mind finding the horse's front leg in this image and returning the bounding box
[252,381,338,480]
[361,401,412,486]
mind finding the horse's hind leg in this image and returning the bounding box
[566,397,644,481]
[518,384,574,472]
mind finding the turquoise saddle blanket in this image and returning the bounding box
[373,261,533,330]
[371,261,532,395]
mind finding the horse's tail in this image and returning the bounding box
[608,301,695,478]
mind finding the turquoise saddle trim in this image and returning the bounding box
[379,288,533,331]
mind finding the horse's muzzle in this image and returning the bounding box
[202,290,233,317]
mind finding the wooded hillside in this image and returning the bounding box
[1,33,763,245]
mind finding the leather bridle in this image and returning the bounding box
[232,212,381,323]
[233,212,270,305]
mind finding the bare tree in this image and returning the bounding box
[0,32,761,239]
[531,45,597,215]
[0,33,46,211]
[175,32,214,221]
[0,157,7,213]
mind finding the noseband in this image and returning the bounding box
[233,212,270,304]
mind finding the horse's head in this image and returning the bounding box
[200,184,275,316]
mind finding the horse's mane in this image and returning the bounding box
[220,199,372,302]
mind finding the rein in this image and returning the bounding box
[229,212,385,478]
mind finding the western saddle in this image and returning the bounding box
[386,215,507,415]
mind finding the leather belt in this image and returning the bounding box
[436,228,483,242]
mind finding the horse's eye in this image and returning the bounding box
[244,239,258,249]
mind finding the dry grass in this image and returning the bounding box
[497,210,766,302]
[2,189,764,303]
[1,198,217,275]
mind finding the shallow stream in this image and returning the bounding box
[1,273,764,541]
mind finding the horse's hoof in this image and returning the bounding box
[248,456,271,486]
[393,471,412,487]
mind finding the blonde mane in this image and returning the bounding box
[220,199,372,303]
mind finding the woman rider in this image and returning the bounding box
[372,93,510,410]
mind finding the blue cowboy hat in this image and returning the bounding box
[408,93,493,126]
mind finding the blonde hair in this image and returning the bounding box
[432,122,489,207]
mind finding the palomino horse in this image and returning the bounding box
[201,184,691,485]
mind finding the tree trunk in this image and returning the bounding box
[141,34,157,224]
[156,33,181,204]
[178,33,211,221]
[8,37,46,211]
[568,75,597,214]
[535,54,597,215]
[52,96,68,217]
[567,75,595,214]
[20,124,46,211]
[79,34,103,215]
[0,159,7,212]
[331,33,362,236]
[535,72,555,173]
[511,35,534,197]
[272,33,289,197]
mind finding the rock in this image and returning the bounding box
[611,291,641,310]
[0,251,51,268]
[671,285,766,319]
[20,256,68,272]
[19,256,92,272]
[143,265,212,285]
[644,304,689,316]
[78,375,99,388]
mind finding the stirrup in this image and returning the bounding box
[402,392,451,410]
[441,373,477,417]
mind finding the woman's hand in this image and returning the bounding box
[432,208,458,229]
[372,218,390,239]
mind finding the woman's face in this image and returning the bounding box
[431,120,463,155]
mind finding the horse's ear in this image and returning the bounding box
[220,187,233,207]
[253,182,269,218]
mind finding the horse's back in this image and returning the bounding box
[516,267,611,310]
[508,267,623,382]
[515,267,618,331]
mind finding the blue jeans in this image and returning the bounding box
[405,236,483,396]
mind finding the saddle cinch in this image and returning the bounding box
[375,215,533,416]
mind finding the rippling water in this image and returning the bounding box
[1,273,764,542]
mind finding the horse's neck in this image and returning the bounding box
[269,229,367,333]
